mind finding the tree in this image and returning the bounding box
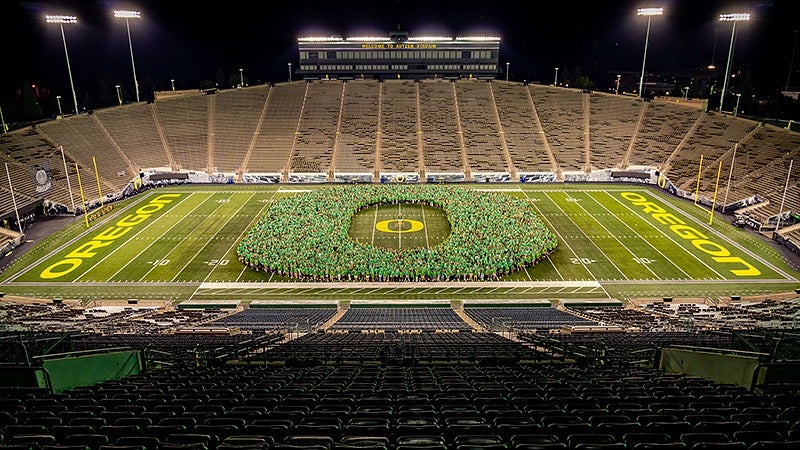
[20,83,43,121]
[215,68,226,88]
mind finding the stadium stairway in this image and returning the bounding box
[452,306,484,332]
[319,308,348,331]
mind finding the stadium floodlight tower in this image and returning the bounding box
[718,13,750,112]
[114,10,141,103]
[46,15,79,115]
[637,7,663,98]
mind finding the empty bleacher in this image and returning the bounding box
[589,93,643,170]
[95,103,173,171]
[419,80,464,173]
[243,82,305,175]
[625,101,702,169]
[152,93,210,172]
[667,112,757,190]
[330,307,472,332]
[289,81,342,175]
[454,80,509,173]
[334,80,380,175]
[529,85,588,172]
[465,307,597,331]
[209,86,270,174]
[210,308,338,332]
[38,116,132,193]
[491,81,553,174]
[379,80,421,174]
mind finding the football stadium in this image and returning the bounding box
[2,6,800,450]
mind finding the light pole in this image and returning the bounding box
[554,67,559,86]
[637,7,663,98]
[506,62,510,81]
[734,93,742,116]
[718,13,750,112]
[239,68,244,88]
[615,74,621,95]
[0,106,6,133]
[115,85,122,105]
[683,86,690,100]
[170,79,175,91]
[46,15,79,115]
[288,63,293,82]
[114,10,141,103]
[56,96,63,116]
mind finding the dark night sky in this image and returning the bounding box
[2,0,799,110]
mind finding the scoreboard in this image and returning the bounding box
[297,31,499,80]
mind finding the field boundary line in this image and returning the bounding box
[198,280,601,289]
[652,190,797,281]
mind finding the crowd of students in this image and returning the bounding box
[237,184,558,281]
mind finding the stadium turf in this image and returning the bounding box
[1,184,797,303]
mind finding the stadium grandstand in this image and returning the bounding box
[2,21,800,450]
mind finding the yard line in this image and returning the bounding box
[584,192,693,280]
[230,192,282,282]
[398,203,402,249]
[556,191,660,280]
[136,194,232,282]
[77,193,197,281]
[371,204,378,246]
[544,192,629,280]
[420,204,430,248]
[519,191,581,285]
[172,193,255,282]
[603,191,727,280]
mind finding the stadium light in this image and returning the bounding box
[637,7,663,98]
[718,13,750,113]
[115,84,122,105]
[239,68,244,88]
[56,95,63,115]
[347,36,390,42]
[170,79,175,91]
[506,62,509,82]
[114,10,141,103]
[288,63,292,82]
[298,37,342,42]
[409,36,453,42]
[46,15,79,115]
[554,67,559,86]
[455,36,500,42]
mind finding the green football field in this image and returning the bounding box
[1,184,797,303]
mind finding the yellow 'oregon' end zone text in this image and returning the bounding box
[621,192,760,277]
[40,194,182,279]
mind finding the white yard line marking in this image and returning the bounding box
[420,204,430,248]
[559,191,661,280]
[602,191,724,280]
[171,193,255,282]
[136,194,231,282]
[78,193,198,281]
[543,191,629,281]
